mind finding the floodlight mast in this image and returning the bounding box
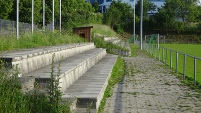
[140,0,143,50]
[133,0,135,43]
[32,0,34,34]
[16,0,19,39]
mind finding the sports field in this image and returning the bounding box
[152,44,201,85]
[160,44,201,58]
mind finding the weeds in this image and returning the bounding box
[0,54,70,113]
[98,56,124,113]
[93,37,129,55]
[0,31,85,52]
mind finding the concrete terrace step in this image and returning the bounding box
[0,43,95,74]
[24,48,107,93]
[105,39,121,44]
[62,54,118,111]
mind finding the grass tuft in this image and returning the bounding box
[98,56,125,113]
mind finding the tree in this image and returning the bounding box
[104,1,134,33]
[163,0,199,23]
[61,0,96,30]
[9,0,42,26]
[0,0,14,19]
[135,0,157,18]
[152,7,176,34]
[93,0,100,13]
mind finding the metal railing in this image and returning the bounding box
[135,41,201,86]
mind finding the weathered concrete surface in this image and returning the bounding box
[24,48,106,93]
[0,43,95,74]
[104,49,201,113]
[62,54,118,111]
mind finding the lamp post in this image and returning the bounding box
[32,0,34,34]
[52,0,54,32]
[16,0,19,39]
[59,0,61,33]
[140,0,143,50]
[133,0,135,43]
[43,0,45,31]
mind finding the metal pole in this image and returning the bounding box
[170,51,172,68]
[133,0,135,43]
[162,48,164,62]
[165,49,168,65]
[32,0,34,34]
[16,0,19,39]
[176,52,178,73]
[157,34,159,49]
[194,58,197,86]
[183,55,186,79]
[43,0,45,30]
[140,0,143,50]
[158,48,160,61]
[52,0,54,32]
[59,0,61,33]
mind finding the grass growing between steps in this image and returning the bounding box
[93,37,129,54]
[0,31,85,52]
[98,56,124,113]
[0,58,70,113]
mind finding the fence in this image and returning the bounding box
[0,19,39,36]
[135,41,201,86]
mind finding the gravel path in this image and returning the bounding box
[104,49,201,113]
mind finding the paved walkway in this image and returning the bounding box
[104,49,201,113]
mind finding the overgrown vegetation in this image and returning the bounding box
[98,56,125,113]
[103,0,201,38]
[91,24,118,37]
[93,37,129,55]
[0,31,85,52]
[0,55,70,113]
[0,0,103,30]
[129,43,139,57]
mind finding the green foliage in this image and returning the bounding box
[93,37,129,54]
[9,0,42,25]
[98,56,124,113]
[104,1,133,34]
[61,0,103,30]
[0,0,102,29]
[93,1,100,13]
[135,0,157,17]
[151,0,201,34]
[129,43,139,57]
[166,35,201,43]
[0,58,70,113]
[0,0,13,19]
[91,24,117,37]
[0,31,85,52]
[156,44,201,85]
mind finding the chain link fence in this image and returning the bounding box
[0,19,38,36]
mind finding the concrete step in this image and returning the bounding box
[62,54,118,111]
[103,37,118,41]
[0,43,95,75]
[23,48,107,93]
[106,39,121,44]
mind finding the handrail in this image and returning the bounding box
[134,41,201,86]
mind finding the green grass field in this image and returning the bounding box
[148,44,201,85]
